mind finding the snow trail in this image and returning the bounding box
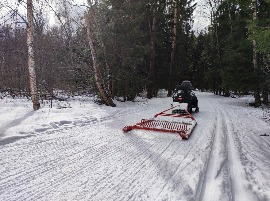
[200,99,259,201]
[219,99,270,200]
[199,103,232,201]
[1,92,270,200]
[220,107,258,201]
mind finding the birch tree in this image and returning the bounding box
[27,0,40,110]
[252,0,261,106]
[85,1,115,107]
[168,0,179,96]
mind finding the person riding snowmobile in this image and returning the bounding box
[172,80,199,113]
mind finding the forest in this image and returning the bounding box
[0,0,269,109]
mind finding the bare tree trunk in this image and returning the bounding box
[85,11,115,107]
[252,0,261,106]
[262,84,269,105]
[168,0,179,97]
[252,0,258,69]
[147,16,156,99]
[62,0,72,41]
[263,54,270,74]
[226,0,233,33]
[27,0,40,111]
[92,2,113,97]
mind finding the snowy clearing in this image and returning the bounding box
[1,92,270,201]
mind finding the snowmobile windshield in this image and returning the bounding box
[175,90,184,94]
[176,81,194,91]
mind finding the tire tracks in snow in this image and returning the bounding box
[86,133,176,200]
[0,99,162,146]
[0,99,174,200]
[101,130,207,201]
[198,103,232,201]
[0,132,120,200]
[152,121,215,199]
[0,121,136,198]
[199,101,258,201]
[220,106,261,201]
[0,128,116,184]
[153,95,218,201]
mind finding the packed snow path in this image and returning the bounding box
[1,92,270,201]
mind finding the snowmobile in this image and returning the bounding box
[122,81,198,139]
[172,80,199,113]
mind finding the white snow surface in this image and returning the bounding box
[1,92,270,201]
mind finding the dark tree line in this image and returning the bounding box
[0,0,269,108]
[195,0,270,106]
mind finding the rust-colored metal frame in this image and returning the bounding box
[122,106,196,139]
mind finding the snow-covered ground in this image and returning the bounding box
[0,91,270,201]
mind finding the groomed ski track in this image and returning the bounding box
[1,92,270,201]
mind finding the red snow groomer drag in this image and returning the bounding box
[123,81,198,139]
[122,105,196,139]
